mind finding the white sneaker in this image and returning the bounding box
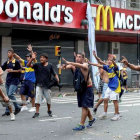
[21,106,28,112]
[28,107,36,112]
[27,99,31,104]
[111,114,120,121]
[10,113,15,121]
[98,113,107,120]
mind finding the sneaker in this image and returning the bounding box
[2,112,10,116]
[93,108,97,114]
[86,118,96,128]
[111,114,120,121]
[10,113,15,121]
[98,113,107,120]
[14,108,21,115]
[48,111,52,117]
[28,107,36,112]
[21,106,28,112]
[27,99,31,104]
[73,124,85,131]
[32,113,39,118]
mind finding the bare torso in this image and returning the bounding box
[99,68,109,83]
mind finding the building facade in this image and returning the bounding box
[0,0,140,87]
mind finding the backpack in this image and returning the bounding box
[73,68,89,93]
[114,69,124,86]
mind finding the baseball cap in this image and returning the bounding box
[25,53,32,57]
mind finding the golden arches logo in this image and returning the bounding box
[95,5,114,32]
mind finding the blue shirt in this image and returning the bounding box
[2,59,21,86]
[21,59,36,83]
[103,65,121,93]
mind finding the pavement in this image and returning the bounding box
[1,91,140,140]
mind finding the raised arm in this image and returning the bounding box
[62,58,88,70]
[88,61,103,69]
[93,51,106,65]
[112,60,118,68]
[58,64,75,72]
[27,44,33,54]
[27,44,37,63]
[27,53,36,67]
[13,53,23,63]
[121,56,140,71]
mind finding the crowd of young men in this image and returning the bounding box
[0,46,132,131]
[0,45,60,120]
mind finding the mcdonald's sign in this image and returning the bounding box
[95,5,114,32]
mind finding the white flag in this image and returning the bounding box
[86,2,100,89]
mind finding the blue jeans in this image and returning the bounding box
[5,84,20,113]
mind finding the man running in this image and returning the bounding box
[0,67,15,120]
[27,53,59,118]
[90,57,121,121]
[13,45,36,112]
[60,53,95,131]
[1,49,21,116]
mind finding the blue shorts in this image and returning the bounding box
[20,80,35,98]
[77,87,94,108]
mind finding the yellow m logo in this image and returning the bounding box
[95,5,114,32]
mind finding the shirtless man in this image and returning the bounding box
[61,53,95,131]
[92,67,109,114]
[0,67,15,121]
[91,51,109,114]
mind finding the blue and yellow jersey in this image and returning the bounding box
[21,59,36,83]
[122,68,128,80]
[103,64,121,93]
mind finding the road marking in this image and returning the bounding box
[39,117,72,122]
[120,103,140,107]
[121,98,140,101]
[107,110,129,114]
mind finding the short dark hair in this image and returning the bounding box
[76,53,85,58]
[40,53,48,59]
[25,53,32,58]
[8,49,14,54]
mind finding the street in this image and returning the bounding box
[0,92,140,140]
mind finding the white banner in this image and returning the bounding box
[86,2,100,89]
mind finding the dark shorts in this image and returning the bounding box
[77,87,94,108]
[20,80,35,98]
[123,79,127,86]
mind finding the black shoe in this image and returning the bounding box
[14,108,21,115]
[2,112,10,116]
[32,113,39,118]
[48,111,52,117]
[93,108,97,114]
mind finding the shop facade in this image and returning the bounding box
[0,0,140,86]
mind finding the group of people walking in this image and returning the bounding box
[0,45,137,132]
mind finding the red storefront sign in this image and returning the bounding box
[0,0,87,29]
[0,0,140,36]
